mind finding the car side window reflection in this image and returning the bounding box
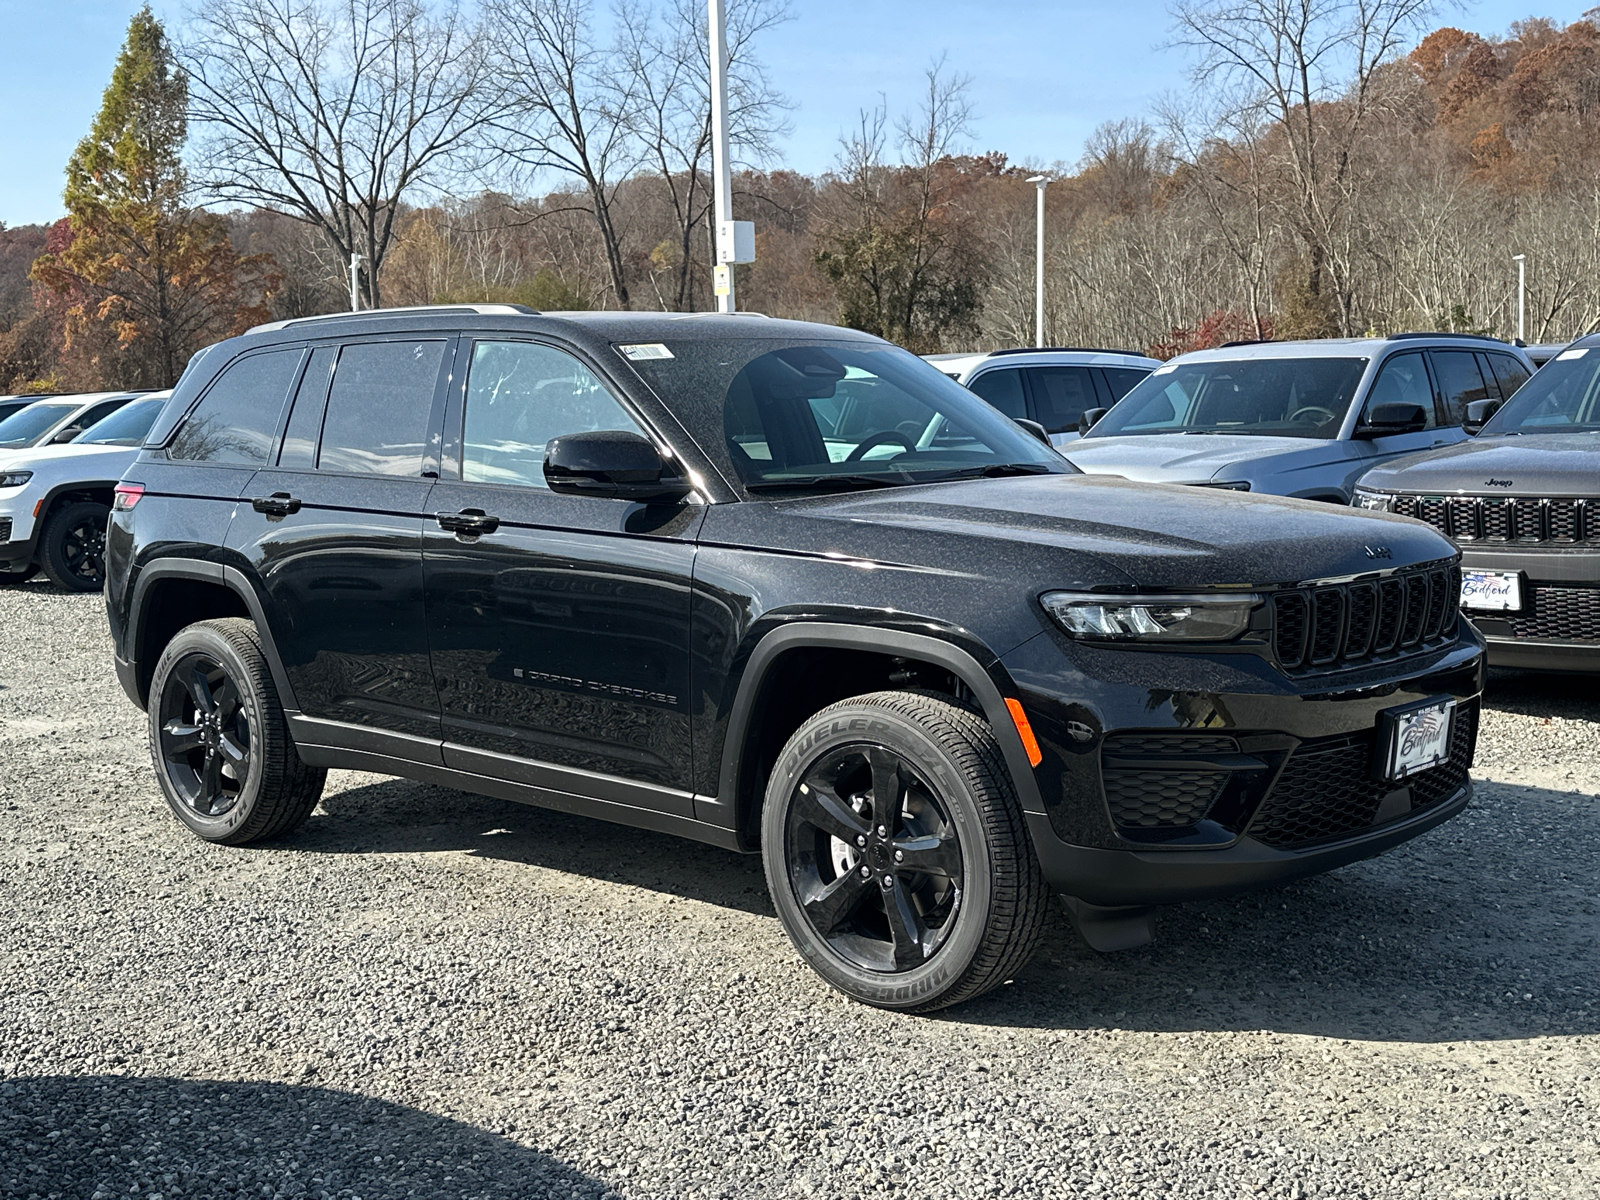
[967,369,1026,419]
[462,341,647,488]
[1362,352,1438,428]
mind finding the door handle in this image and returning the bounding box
[435,509,500,537]
[251,492,302,517]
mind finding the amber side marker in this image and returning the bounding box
[1005,697,1043,767]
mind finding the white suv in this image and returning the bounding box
[0,392,170,589]
[923,348,1161,447]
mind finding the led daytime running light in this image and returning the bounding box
[1041,591,1260,642]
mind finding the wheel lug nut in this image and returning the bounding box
[859,865,871,878]
[876,825,886,837]
[855,835,866,848]
[879,876,893,890]
[894,850,904,862]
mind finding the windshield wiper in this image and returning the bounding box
[915,462,1058,482]
[745,474,909,492]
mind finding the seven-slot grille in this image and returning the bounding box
[1394,493,1600,544]
[1272,562,1458,672]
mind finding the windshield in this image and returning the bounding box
[1087,356,1369,440]
[79,397,168,446]
[0,402,76,449]
[1479,346,1600,434]
[622,338,1069,491]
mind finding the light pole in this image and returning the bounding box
[1027,175,1047,346]
[349,252,362,312]
[1512,253,1526,342]
[707,0,753,312]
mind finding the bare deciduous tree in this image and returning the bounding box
[183,0,495,308]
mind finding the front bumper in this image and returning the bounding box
[1002,622,1485,906]
[0,499,38,566]
[1460,545,1600,672]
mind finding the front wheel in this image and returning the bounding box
[38,499,110,591]
[761,691,1048,1012]
[147,618,326,845]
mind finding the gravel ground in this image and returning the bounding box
[1,581,1596,1200]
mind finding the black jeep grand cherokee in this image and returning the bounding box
[106,307,1484,1011]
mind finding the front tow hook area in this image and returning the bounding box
[1061,896,1156,952]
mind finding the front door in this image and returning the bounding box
[1355,350,1458,470]
[423,337,702,810]
[226,336,452,744]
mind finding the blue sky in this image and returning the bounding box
[0,0,1585,226]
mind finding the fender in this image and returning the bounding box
[126,557,301,713]
[708,621,1047,837]
[13,478,124,557]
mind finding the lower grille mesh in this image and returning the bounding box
[1248,703,1477,849]
[1503,587,1600,641]
[0,517,11,544]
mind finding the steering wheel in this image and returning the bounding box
[845,429,918,462]
[1289,406,1337,427]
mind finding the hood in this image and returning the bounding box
[725,474,1454,590]
[1063,433,1336,483]
[0,441,139,472]
[1359,433,1600,497]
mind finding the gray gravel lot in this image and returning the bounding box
[1,582,1596,1200]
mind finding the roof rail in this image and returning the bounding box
[1219,338,1274,348]
[1385,330,1507,344]
[248,303,538,336]
[986,345,1147,358]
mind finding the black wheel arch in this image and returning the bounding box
[125,558,299,714]
[16,481,121,559]
[709,621,1046,848]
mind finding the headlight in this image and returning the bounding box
[1352,490,1393,512]
[0,471,32,488]
[1041,591,1261,642]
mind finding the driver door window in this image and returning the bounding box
[463,341,648,488]
[1363,353,1438,428]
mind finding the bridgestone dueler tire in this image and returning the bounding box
[148,618,326,845]
[38,500,110,592]
[761,690,1049,1013]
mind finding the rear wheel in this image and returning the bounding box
[38,500,110,591]
[762,690,1048,1012]
[148,618,326,845]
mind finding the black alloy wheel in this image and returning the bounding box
[156,652,254,819]
[38,499,111,592]
[763,690,1048,1012]
[786,745,965,972]
[146,618,326,845]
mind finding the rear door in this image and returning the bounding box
[225,336,451,747]
[422,336,702,810]
[1428,350,1497,429]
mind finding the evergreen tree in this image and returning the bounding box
[31,7,271,388]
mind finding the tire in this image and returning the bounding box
[38,500,110,592]
[761,690,1049,1013]
[0,561,39,584]
[147,618,326,845]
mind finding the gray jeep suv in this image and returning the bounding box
[1066,334,1533,501]
[1355,333,1600,672]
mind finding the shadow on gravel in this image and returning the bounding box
[1483,667,1600,719]
[300,776,775,916]
[0,1074,608,1200]
[954,779,1600,1043]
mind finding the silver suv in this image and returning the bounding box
[924,348,1159,447]
[1064,334,1534,501]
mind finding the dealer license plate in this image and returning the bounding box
[1378,698,1456,782]
[1460,569,1521,611]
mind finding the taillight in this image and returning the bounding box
[113,482,145,511]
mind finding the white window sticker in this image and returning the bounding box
[618,343,674,361]
[1556,347,1589,361]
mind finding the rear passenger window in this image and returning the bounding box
[168,349,303,464]
[463,341,646,488]
[318,340,446,476]
[278,345,336,468]
[967,369,1026,420]
[1102,366,1151,400]
[1431,351,1492,425]
[1025,366,1097,434]
[1486,353,1531,399]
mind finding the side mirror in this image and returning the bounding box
[1015,418,1052,447]
[1079,407,1108,435]
[544,429,694,504]
[1354,403,1428,438]
[50,425,84,444]
[1463,398,1503,434]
